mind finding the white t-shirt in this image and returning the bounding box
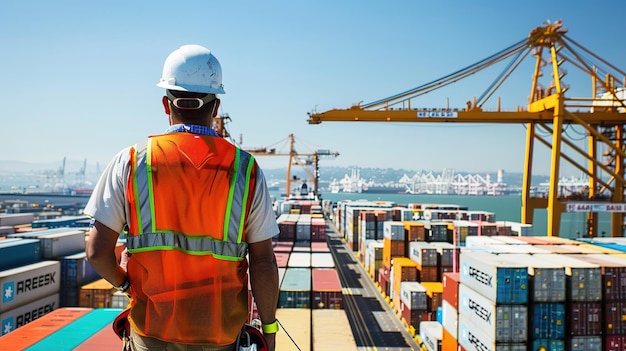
[83,145,279,243]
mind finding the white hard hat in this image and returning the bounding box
[157,44,225,94]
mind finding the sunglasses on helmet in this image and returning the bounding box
[166,90,216,110]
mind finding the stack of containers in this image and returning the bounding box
[573,253,626,351]
[533,253,602,351]
[58,252,100,307]
[425,222,448,242]
[399,281,429,331]
[380,221,405,296]
[430,242,455,280]
[441,273,460,351]
[310,216,326,242]
[295,214,311,242]
[502,253,568,350]
[0,260,61,335]
[276,214,297,241]
[358,211,378,266]
[458,252,528,351]
[419,320,442,351]
[0,213,34,237]
[409,242,439,282]
[8,228,86,259]
[390,257,418,312]
[366,240,384,281]
[451,220,478,245]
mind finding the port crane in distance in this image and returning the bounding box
[307,20,626,238]
[212,117,339,197]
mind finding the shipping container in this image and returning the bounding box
[0,260,61,313]
[442,326,458,351]
[441,299,458,339]
[10,228,85,259]
[533,254,602,302]
[276,308,311,351]
[400,281,428,311]
[457,314,526,351]
[275,252,290,268]
[287,252,311,268]
[312,268,343,309]
[568,302,601,336]
[311,252,335,268]
[409,242,438,267]
[0,238,41,270]
[79,278,116,309]
[460,252,528,304]
[419,321,442,351]
[499,253,566,302]
[531,303,565,339]
[574,254,626,301]
[23,308,122,350]
[59,251,100,288]
[0,307,91,348]
[532,339,565,351]
[443,272,461,309]
[458,283,527,343]
[384,221,405,241]
[605,301,626,335]
[421,282,444,312]
[404,221,426,241]
[606,336,626,351]
[312,309,357,350]
[0,293,59,335]
[0,213,34,227]
[568,335,602,351]
[279,268,311,308]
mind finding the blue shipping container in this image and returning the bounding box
[532,303,565,339]
[60,252,100,287]
[0,239,41,270]
[532,339,565,351]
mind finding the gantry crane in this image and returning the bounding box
[308,20,626,237]
[242,134,339,196]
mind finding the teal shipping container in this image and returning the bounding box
[279,267,311,308]
[0,239,41,270]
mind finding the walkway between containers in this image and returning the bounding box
[324,219,422,351]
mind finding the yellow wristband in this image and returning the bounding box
[262,319,278,334]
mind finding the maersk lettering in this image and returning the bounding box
[15,302,55,328]
[468,331,489,351]
[468,266,492,287]
[16,272,56,294]
[424,335,435,350]
[468,298,491,323]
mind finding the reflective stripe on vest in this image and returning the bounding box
[127,139,255,260]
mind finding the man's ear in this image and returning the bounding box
[162,96,171,115]
[211,99,221,117]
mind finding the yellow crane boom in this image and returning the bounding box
[308,20,626,237]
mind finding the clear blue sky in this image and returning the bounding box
[2,1,624,177]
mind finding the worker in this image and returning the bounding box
[85,44,280,351]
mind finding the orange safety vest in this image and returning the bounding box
[125,132,258,345]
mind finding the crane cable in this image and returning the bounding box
[361,38,529,109]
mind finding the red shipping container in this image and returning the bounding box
[568,302,602,336]
[400,302,431,331]
[312,268,344,309]
[419,265,439,282]
[272,240,293,253]
[278,221,296,241]
[606,336,626,351]
[443,272,460,309]
[378,267,390,297]
[275,252,289,268]
[605,302,626,335]
[311,241,330,252]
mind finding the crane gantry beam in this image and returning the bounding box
[308,20,626,237]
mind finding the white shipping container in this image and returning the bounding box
[458,283,527,343]
[419,321,442,351]
[0,261,61,313]
[0,293,60,335]
[458,314,526,351]
[400,281,428,311]
[460,252,528,304]
[464,236,503,247]
[383,221,404,241]
[287,252,311,268]
[311,252,335,268]
[485,244,551,254]
[409,242,438,267]
[0,213,34,227]
[441,299,458,339]
[38,231,86,258]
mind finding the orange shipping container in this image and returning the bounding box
[79,279,116,309]
[383,237,405,268]
[403,221,425,242]
[442,327,459,351]
[0,307,92,350]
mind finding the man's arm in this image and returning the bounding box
[248,238,279,350]
[85,220,127,288]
